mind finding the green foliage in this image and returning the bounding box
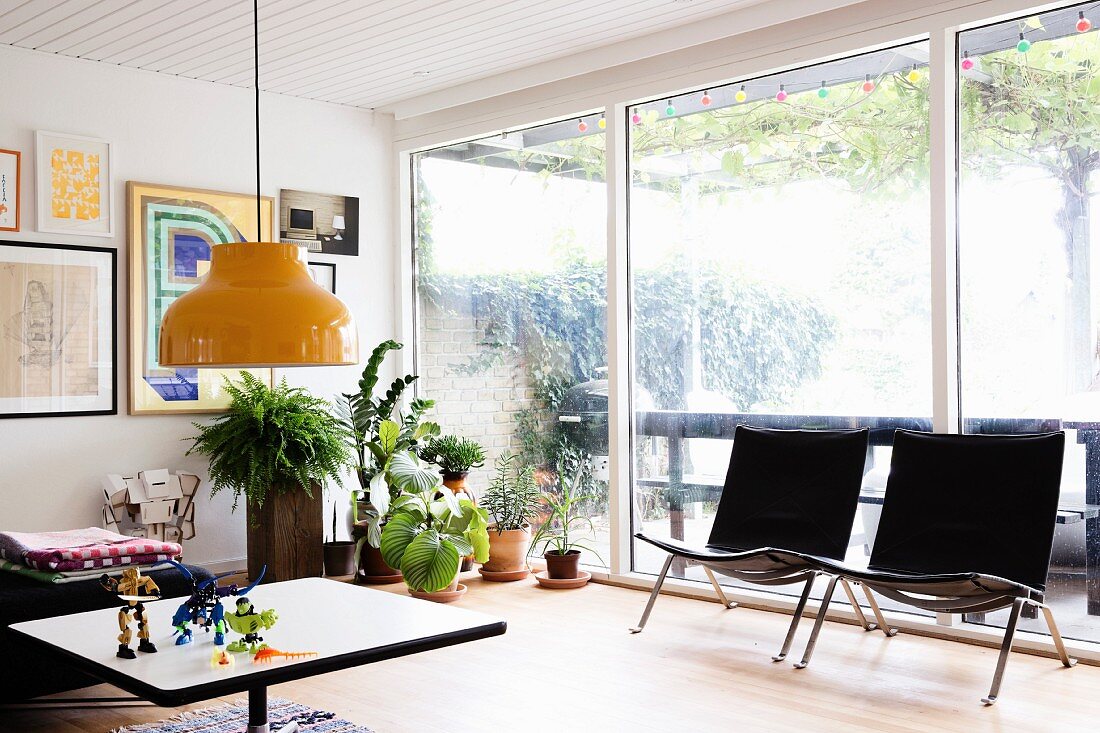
[530,465,603,560]
[420,434,487,474]
[379,466,491,592]
[336,340,440,538]
[480,453,542,532]
[188,372,351,511]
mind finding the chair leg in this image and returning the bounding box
[703,566,738,609]
[840,579,874,631]
[794,574,839,669]
[1039,603,1078,669]
[861,583,898,637]
[629,554,674,634]
[981,597,1025,705]
[773,573,815,662]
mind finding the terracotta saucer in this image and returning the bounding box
[478,566,531,582]
[409,583,468,603]
[357,572,405,585]
[534,570,591,589]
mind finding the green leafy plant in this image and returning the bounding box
[530,465,604,561]
[419,434,486,475]
[379,462,490,592]
[480,453,541,533]
[335,340,440,548]
[188,372,351,510]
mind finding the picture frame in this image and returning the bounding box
[0,149,19,232]
[35,131,113,237]
[127,181,273,415]
[308,261,336,294]
[0,240,117,418]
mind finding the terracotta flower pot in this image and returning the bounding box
[544,549,582,580]
[441,471,469,494]
[322,540,356,577]
[356,543,403,584]
[483,526,531,574]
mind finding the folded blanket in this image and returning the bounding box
[0,527,182,571]
[0,559,172,584]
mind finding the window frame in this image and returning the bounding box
[395,0,1100,661]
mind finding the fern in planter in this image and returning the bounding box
[188,372,351,510]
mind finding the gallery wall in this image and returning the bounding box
[0,44,396,567]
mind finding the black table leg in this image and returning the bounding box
[248,685,267,733]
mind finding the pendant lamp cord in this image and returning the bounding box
[254,0,262,241]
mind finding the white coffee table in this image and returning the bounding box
[11,577,505,732]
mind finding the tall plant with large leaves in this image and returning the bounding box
[380,462,490,592]
[335,340,440,549]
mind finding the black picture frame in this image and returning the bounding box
[308,261,337,294]
[0,239,117,418]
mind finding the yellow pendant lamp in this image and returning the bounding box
[158,0,357,368]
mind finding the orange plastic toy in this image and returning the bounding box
[252,648,318,664]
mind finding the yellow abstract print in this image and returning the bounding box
[50,148,101,221]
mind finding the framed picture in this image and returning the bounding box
[279,189,359,255]
[35,131,113,237]
[127,181,273,415]
[0,240,116,418]
[308,261,336,294]
[0,149,19,232]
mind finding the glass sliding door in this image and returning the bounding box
[958,1,1100,642]
[412,117,610,567]
[627,42,932,600]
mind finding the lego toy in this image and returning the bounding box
[166,560,268,649]
[225,596,278,653]
[253,648,318,664]
[101,470,199,543]
[211,648,235,668]
[100,567,161,659]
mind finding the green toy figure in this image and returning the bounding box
[225,596,278,653]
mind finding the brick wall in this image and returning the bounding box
[417,297,541,493]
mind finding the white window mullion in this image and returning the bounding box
[929,24,961,439]
[606,100,632,577]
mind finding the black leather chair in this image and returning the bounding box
[799,430,1076,704]
[632,426,875,663]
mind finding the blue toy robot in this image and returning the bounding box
[166,561,266,646]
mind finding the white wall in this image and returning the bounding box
[0,44,396,567]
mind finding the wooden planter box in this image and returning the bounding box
[246,483,323,582]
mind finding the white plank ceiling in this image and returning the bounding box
[0,0,763,111]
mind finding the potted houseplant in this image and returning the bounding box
[530,464,603,587]
[322,500,356,577]
[188,373,351,582]
[379,457,490,603]
[420,434,486,494]
[478,453,541,580]
[336,340,439,583]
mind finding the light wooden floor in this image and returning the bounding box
[7,572,1095,732]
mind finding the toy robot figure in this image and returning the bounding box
[166,561,267,648]
[225,596,278,653]
[100,567,161,659]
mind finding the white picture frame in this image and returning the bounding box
[35,131,113,237]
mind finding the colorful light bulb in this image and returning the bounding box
[597,115,606,130]
[578,119,588,133]
[631,109,641,125]
[701,90,712,106]
[734,85,747,103]
[775,85,787,102]
[1078,11,1092,33]
[1017,33,1031,53]
[906,66,921,83]
[862,74,875,93]
[665,101,676,116]
[960,52,974,71]
[817,81,828,99]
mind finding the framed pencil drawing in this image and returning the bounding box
[0,240,117,418]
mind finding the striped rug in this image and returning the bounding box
[111,697,374,732]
